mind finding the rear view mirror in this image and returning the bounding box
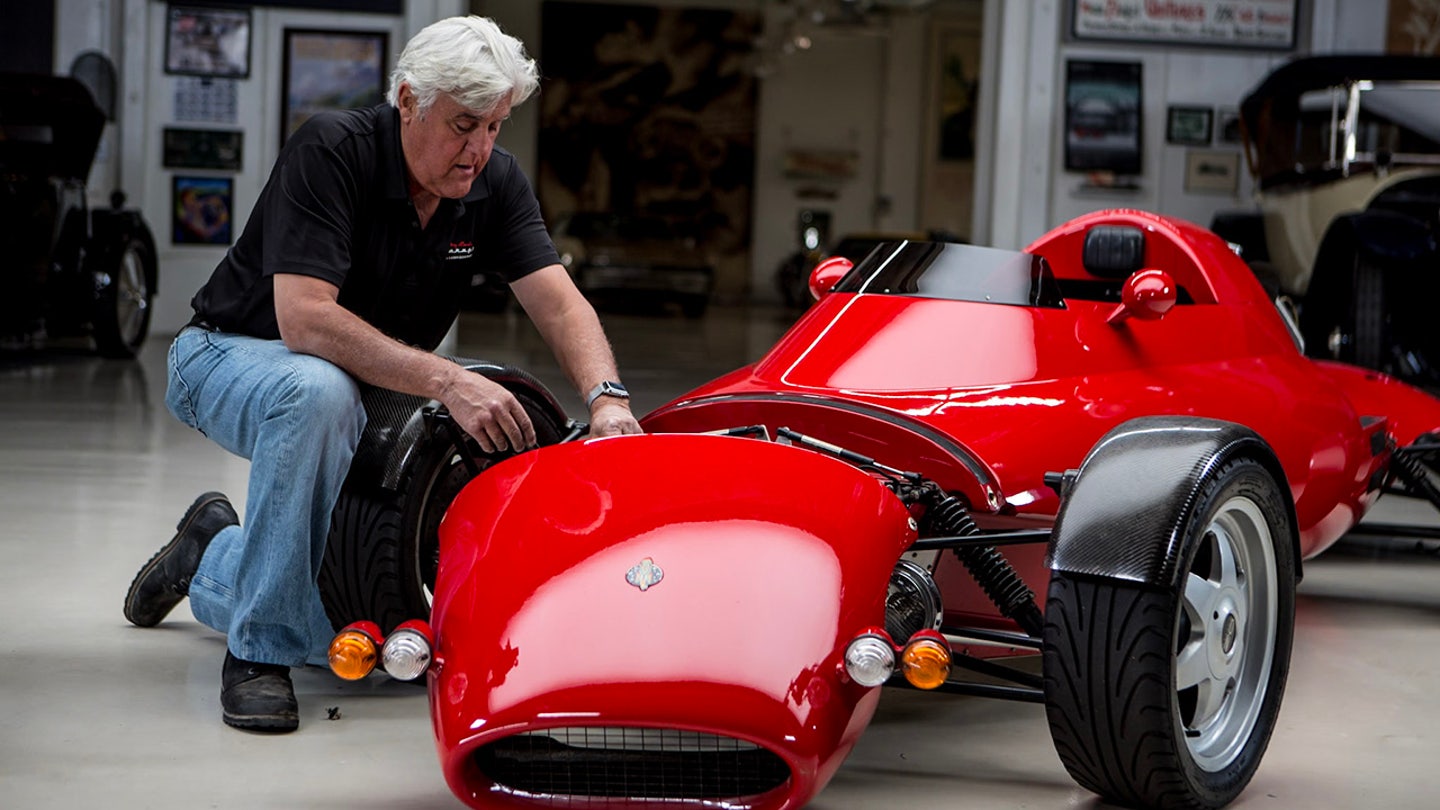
[809,256,853,300]
[1107,269,1177,324]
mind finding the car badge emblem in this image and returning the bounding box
[446,241,475,260]
[626,557,664,591]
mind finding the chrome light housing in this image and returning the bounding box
[844,632,896,687]
[885,558,943,643]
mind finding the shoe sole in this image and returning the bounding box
[123,492,231,627]
[223,711,300,733]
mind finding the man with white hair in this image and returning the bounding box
[123,16,642,732]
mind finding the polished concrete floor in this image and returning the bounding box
[2,305,1439,809]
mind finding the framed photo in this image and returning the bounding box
[1166,106,1213,146]
[1184,150,1241,194]
[163,128,243,171]
[281,28,389,145]
[1064,60,1143,175]
[172,175,234,245]
[1216,108,1244,145]
[164,5,251,78]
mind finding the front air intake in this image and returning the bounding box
[473,727,791,801]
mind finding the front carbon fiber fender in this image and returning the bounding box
[1046,416,1300,589]
[345,360,568,493]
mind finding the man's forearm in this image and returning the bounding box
[276,282,462,401]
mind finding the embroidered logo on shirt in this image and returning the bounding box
[447,241,475,260]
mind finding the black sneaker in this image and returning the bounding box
[221,651,299,732]
[123,492,238,627]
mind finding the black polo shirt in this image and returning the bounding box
[189,103,558,350]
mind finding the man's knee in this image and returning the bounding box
[279,358,366,440]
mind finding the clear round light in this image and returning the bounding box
[382,627,433,681]
[844,635,895,688]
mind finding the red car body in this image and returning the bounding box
[409,209,1440,809]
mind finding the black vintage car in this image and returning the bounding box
[0,72,157,357]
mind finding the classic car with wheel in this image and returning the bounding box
[0,72,158,358]
[317,209,1440,810]
[1211,55,1440,384]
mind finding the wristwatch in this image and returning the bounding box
[585,380,630,408]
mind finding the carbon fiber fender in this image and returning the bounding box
[1046,416,1301,590]
[345,361,568,492]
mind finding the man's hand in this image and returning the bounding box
[589,399,642,438]
[440,372,537,454]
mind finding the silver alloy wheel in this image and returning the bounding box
[1174,494,1278,772]
[115,244,150,347]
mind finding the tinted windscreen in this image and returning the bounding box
[830,241,1066,308]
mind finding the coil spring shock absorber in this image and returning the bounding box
[926,490,1045,638]
[1391,445,1440,509]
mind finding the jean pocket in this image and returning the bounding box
[165,334,204,434]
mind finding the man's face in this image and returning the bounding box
[398,84,512,201]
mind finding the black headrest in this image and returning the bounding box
[1083,225,1146,278]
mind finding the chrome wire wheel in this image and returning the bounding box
[115,244,150,347]
[1175,494,1278,773]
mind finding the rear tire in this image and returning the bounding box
[1043,458,1295,809]
[1300,252,1385,371]
[318,389,565,633]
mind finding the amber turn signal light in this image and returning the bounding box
[901,630,951,690]
[328,620,383,681]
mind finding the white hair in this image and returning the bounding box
[387,16,539,115]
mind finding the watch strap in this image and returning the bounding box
[585,380,630,408]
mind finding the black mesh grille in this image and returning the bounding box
[474,727,791,802]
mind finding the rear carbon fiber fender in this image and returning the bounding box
[1046,416,1301,589]
[345,361,568,493]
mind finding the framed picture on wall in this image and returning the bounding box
[164,5,251,78]
[172,175,235,245]
[281,28,389,146]
[163,128,244,171]
[1064,60,1143,176]
[1184,150,1241,194]
[1166,106,1213,146]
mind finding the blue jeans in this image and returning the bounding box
[165,327,366,667]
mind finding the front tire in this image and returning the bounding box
[1042,457,1295,809]
[319,389,565,633]
[92,237,153,359]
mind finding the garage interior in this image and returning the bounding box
[4,0,1440,808]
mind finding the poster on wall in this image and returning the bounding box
[164,5,252,78]
[281,29,388,145]
[1064,60,1143,176]
[536,1,760,296]
[172,175,234,245]
[1071,0,1297,50]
